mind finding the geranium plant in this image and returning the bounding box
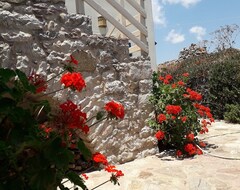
[0,55,124,190]
[149,72,214,157]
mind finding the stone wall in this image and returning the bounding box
[0,0,157,164]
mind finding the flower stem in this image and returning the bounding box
[46,69,66,83]
[38,88,65,98]
[88,117,108,128]
[86,115,96,123]
[90,180,111,190]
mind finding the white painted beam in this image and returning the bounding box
[84,0,149,53]
[125,0,147,18]
[75,0,85,14]
[105,0,148,36]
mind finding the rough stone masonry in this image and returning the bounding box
[0,0,157,163]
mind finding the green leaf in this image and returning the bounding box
[15,69,35,93]
[0,98,15,114]
[66,171,87,189]
[34,100,51,115]
[0,68,16,83]
[96,111,105,120]
[77,139,92,161]
[0,141,8,154]
[44,137,74,169]
[29,167,56,190]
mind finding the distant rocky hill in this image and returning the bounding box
[158,43,208,71]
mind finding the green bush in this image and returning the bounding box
[148,72,214,157]
[207,56,240,119]
[224,104,240,123]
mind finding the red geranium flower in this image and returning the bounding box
[159,76,164,81]
[182,73,189,77]
[176,150,183,157]
[105,101,124,119]
[166,105,182,115]
[157,114,167,123]
[81,125,89,134]
[184,143,196,156]
[199,141,206,148]
[105,165,118,173]
[61,72,86,92]
[181,116,187,123]
[186,133,194,141]
[60,100,78,112]
[59,100,88,132]
[92,152,108,165]
[186,89,202,101]
[171,83,177,88]
[196,148,203,155]
[116,170,124,177]
[105,165,124,177]
[155,130,165,140]
[165,74,173,81]
[177,80,185,86]
[163,79,170,84]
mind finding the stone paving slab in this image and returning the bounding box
[67,121,240,190]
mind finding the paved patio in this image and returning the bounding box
[86,121,240,190]
[67,121,240,190]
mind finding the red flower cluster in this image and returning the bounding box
[194,103,214,122]
[185,88,202,101]
[171,83,177,88]
[200,119,210,134]
[105,165,124,177]
[59,100,89,134]
[93,153,124,178]
[177,80,185,86]
[155,130,165,140]
[92,152,108,165]
[159,74,173,84]
[28,72,47,93]
[61,72,86,92]
[166,105,182,115]
[186,133,194,141]
[184,143,202,156]
[199,141,206,148]
[104,101,124,119]
[157,114,166,123]
[182,73,189,77]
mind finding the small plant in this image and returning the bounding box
[0,55,124,190]
[149,72,214,158]
[224,104,240,124]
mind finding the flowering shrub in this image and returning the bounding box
[0,55,124,189]
[149,72,214,157]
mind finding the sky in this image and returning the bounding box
[151,0,240,64]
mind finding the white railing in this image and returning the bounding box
[75,0,149,54]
